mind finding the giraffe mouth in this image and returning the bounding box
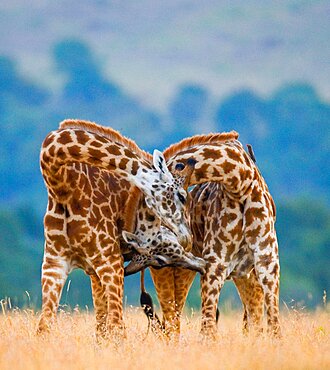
[172,259,206,275]
[124,255,170,276]
[124,263,143,276]
[171,255,207,275]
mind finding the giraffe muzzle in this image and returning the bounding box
[177,255,206,275]
[124,255,170,276]
[177,225,193,251]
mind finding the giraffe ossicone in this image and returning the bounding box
[152,149,173,183]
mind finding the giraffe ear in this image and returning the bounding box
[122,231,142,245]
[122,231,149,255]
[153,150,173,182]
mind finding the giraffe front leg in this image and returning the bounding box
[234,268,264,335]
[173,267,196,334]
[37,250,69,334]
[90,274,108,341]
[150,267,177,337]
[200,259,225,339]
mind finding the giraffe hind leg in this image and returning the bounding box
[244,201,281,337]
[37,248,69,334]
[90,274,108,341]
[200,261,225,339]
[253,252,281,337]
[234,269,264,335]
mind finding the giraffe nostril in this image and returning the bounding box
[155,257,167,266]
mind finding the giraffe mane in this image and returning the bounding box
[163,131,239,160]
[59,119,153,162]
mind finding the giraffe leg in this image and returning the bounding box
[252,247,281,336]
[244,198,281,337]
[233,269,264,334]
[95,256,125,340]
[200,259,225,339]
[90,274,108,341]
[37,246,69,334]
[173,268,196,333]
[90,225,125,341]
[150,267,177,337]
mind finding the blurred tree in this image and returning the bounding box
[52,39,162,149]
[170,84,209,124]
[53,40,119,103]
[168,84,209,142]
[215,89,269,143]
[0,209,22,248]
[276,198,330,306]
[269,83,330,195]
[214,83,330,202]
[0,55,51,203]
[14,204,44,240]
[270,83,329,147]
[0,208,42,306]
[0,56,49,107]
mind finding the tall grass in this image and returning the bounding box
[0,304,329,370]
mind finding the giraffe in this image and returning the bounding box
[37,119,197,338]
[147,133,280,338]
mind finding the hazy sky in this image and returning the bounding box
[1,1,329,109]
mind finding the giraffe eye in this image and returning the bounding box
[178,192,186,204]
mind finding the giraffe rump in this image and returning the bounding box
[59,119,152,162]
[163,131,239,160]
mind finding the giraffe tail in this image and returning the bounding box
[216,308,220,323]
[140,270,164,334]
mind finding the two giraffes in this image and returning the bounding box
[38,119,281,340]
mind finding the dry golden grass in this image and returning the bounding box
[0,306,329,370]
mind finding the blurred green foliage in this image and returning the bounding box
[0,39,329,310]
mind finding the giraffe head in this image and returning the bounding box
[140,151,197,249]
[122,228,206,276]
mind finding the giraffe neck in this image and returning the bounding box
[134,198,161,241]
[121,184,164,239]
[40,128,158,200]
[168,141,258,201]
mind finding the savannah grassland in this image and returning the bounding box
[0,306,329,370]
